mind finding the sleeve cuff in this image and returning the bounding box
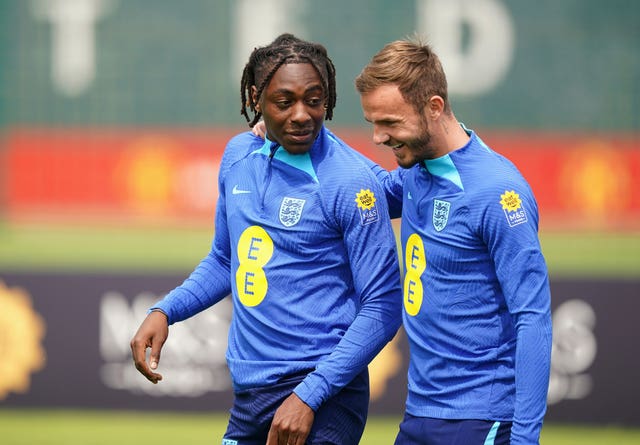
[292,373,330,412]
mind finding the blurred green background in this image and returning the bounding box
[1,0,639,443]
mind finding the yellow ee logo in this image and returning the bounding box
[404,233,425,316]
[236,226,274,307]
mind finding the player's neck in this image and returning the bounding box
[435,115,470,156]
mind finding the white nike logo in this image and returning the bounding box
[232,185,251,195]
[408,191,413,200]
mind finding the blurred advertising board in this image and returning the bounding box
[1,273,639,426]
[2,128,639,230]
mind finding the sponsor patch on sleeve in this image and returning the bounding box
[500,190,528,227]
[355,189,379,225]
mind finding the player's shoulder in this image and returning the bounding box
[461,136,529,191]
[464,161,538,227]
[318,128,379,179]
[463,166,533,209]
[312,129,388,211]
[225,131,264,153]
[220,131,264,166]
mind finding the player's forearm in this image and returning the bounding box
[511,311,552,444]
[375,166,404,218]
[293,296,401,411]
[151,250,231,324]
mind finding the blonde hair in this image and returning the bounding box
[355,37,450,114]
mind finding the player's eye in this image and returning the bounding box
[306,97,323,106]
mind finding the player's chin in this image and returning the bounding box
[283,137,315,154]
[393,151,416,169]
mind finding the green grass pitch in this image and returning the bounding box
[1,222,639,276]
[1,409,639,445]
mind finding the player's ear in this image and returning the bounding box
[426,95,445,119]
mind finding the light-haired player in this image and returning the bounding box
[356,38,552,445]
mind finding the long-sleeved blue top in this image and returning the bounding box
[152,126,402,411]
[378,128,552,444]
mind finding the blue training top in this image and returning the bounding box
[381,128,552,444]
[152,126,402,411]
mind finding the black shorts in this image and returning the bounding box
[222,369,369,445]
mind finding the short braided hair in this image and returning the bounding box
[240,33,337,127]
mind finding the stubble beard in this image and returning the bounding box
[399,124,435,168]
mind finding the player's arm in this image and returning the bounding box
[130,213,232,383]
[130,148,234,383]
[293,169,403,411]
[347,144,405,218]
[150,174,233,323]
[482,185,552,444]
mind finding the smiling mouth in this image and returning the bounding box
[289,131,312,137]
[386,142,404,150]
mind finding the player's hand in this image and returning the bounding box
[266,393,314,445]
[130,310,169,384]
[252,120,267,139]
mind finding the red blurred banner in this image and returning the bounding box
[2,128,639,230]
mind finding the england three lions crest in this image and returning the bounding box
[279,197,306,227]
[432,199,451,232]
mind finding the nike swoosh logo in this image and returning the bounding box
[232,185,251,195]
